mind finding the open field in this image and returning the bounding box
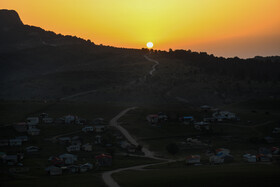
[113,163,280,187]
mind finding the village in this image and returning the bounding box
[0,111,145,176]
[144,105,280,165]
[1,103,279,180]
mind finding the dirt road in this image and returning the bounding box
[103,107,173,187]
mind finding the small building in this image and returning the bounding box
[9,139,22,146]
[194,122,210,131]
[16,136,28,142]
[0,139,9,147]
[82,143,93,152]
[209,155,224,164]
[49,156,64,166]
[127,145,137,153]
[27,128,40,136]
[80,163,93,172]
[95,154,112,167]
[212,111,236,121]
[13,122,28,132]
[92,118,105,125]
[186,138,202,145]
[59,154,77,165]
[68,165,80,173]
[67,145,80,152]
[55,118,65,124]
[257,154,272,162]
[2,155,18,165]
[203,117,216,123]
[200,105,212,111]
[181,116,194,125]
[42,117,54,124]
[95,135,102,144]
[64,115,75,124]
[82,126,94,133]
[215,148,230,155]
[271,147,279,155]
[39,113,48,119]
[26,146,40,153]
[94,125,106,133]
[0,152,7,159]
[186,155,201,165]
[272,128,280,134]
[58,137,71,145]
[146,114,159,124]
[158,112,168,122]
[119,140,131,149]
[243,154,257,163]
[45,166,62,176]
[26,117,39,126]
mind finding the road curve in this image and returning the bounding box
[103,107,173,187]
[144,55,159,76]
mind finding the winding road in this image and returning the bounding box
[103,107,173,187]
[144,55,159,76]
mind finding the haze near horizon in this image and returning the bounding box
[2,0,280,58]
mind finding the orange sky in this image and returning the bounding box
[2,0,280,58]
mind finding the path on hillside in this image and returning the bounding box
[103,107,173,187]
[60,90,97,101]
[47,130,82,142]
[144,55,159,76]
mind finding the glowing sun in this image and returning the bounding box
[146,42,153,49]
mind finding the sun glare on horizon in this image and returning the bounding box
[147,42,153,49]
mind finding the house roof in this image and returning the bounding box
[183,116,194,119]
[186,155,200,159]
[26,146,39,150]
[95,154,112,159]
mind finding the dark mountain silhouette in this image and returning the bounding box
[0,9,95,53]
[0,9,279,105]
[0,9,23,28]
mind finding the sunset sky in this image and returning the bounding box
[2,0,280,58]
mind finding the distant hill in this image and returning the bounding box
[0,9,96,53]
[0,9,279,106]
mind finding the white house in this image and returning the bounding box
[27,128,40,136]
[67,145,80,152]
[80,163,93,172]
[243,154,257,163]
[186,155,201,164]
[213,111,236,121]
[9,139,22,146]
[209,155,224,164]
[16,136,28,142]
[42,117,54,124]
[94,125,106,133]
[194,121,210,131]
[2,155,18,165]
[26,146,40,153]
[46,166,62,176]
[65,115,75,124]
[82,143,93,152]
[26,117,39,126]
[82,126,94,132]
[95,135,102,144]
[120,141,131,149]
[59,154,77,165]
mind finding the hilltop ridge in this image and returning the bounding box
[0,9,23,28]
